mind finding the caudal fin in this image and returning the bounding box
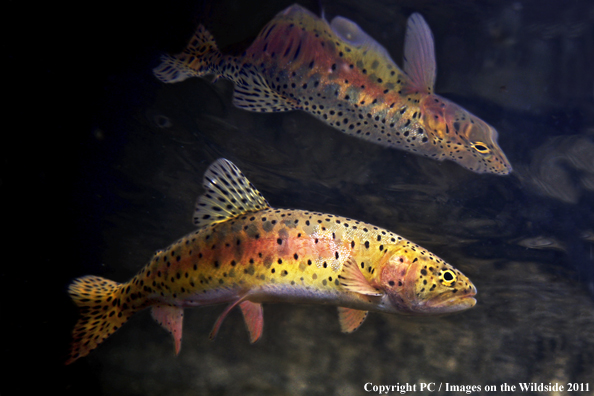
[66,275,135,364]
[153,25,224,83]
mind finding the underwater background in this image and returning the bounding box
[7,0,594,394]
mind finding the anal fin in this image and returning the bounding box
[151,305,184,354]
[338,307,368,333]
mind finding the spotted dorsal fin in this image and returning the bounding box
[193,159,270,228]
[403,13,436,94]
[232,69,300,113]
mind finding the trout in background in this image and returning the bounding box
[66,158,477,364]
[154,4,512,175]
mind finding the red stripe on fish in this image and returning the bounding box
[154,5,512,174]
[66,159,477,364]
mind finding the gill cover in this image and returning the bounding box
[378,252,477,314]
[420,94,512,174]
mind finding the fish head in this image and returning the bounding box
[420,94,512,175]
[378,249,477,315]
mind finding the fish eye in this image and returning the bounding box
[439,269,457,287]
[471,141,490,154]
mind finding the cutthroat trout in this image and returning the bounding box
[153,4,511,174]
[66,158,477,364]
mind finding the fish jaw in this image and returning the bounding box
[422,291,477,314]
[406,260,477,314]
[420,94,512,175]
[376,249,478,315]
[394,283,477,315]
[374,292,476,316]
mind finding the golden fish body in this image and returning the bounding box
[66,159,476,364]
[154,5,512,174]
[146,207,474,313]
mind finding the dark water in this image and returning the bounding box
[10,0,594,395]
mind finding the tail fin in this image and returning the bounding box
[153,25,225,83]
[65,275,136,364]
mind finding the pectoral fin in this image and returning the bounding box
[151,305,184,354]
[403,13,436,94]
[337,307,368,333]
[339,257,384,296]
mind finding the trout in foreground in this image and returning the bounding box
[154,4,511,174]
[66,159,477,364]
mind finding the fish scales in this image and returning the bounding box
[135,209,413,307]
[66,159,477,364]
[243,8,412,136]
[154,5,512,174]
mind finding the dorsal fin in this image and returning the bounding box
[403,13,436,94]
[330,16,397,66]
[232,70,299,113]
[193,159,270,228]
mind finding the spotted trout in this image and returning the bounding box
[66,158,477,364]
[153,4,511,174]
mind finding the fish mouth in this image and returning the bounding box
[456,295,477,308]
[424,293,477,313]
